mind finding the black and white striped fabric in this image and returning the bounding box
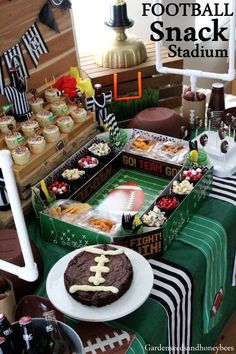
[85,91,112,126]
[105,113,120,137]
[0,56,5,95]
[209,175,236,207]
[210,175,236,288]
[4,85,31,119]
[4,43,29,78]
[149,259,192,354]
[22,23,48,67]
[0,172,10,211]
[86,91,112,112]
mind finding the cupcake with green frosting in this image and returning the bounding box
[197,149,211,167]
[186,149,211,168]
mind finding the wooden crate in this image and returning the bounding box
[0,119,98,228]
[79,42,183,109]
[13,114,98,199]
[0,198,32,229]
[0,0,78,106]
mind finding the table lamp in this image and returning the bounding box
[95,0,147,68]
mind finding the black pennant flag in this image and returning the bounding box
[38,3,60,33]
[22,23,49,67]
[49,0,72,10]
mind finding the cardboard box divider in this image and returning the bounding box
[38,132,213,257]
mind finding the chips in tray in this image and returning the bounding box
[151,140,188,164]
[47,200,91,221]
[89,217,114,233]
[161,141,185,154]
[78,211,121,236]
[130,136,156,153]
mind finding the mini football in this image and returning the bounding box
[97,182,145,214]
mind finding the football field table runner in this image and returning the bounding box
[27,178,236,354]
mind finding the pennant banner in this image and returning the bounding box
[4,43,29,78]
[22,23,48,67]
[49,0,72,10]
[0,56,5,95]
[38,3,60,33]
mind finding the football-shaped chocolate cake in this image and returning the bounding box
[64,245,133,307]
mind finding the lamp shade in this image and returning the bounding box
[105,2,133,28]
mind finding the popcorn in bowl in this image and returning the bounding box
[62,169,85,181]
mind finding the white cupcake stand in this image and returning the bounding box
[196,131,236,177]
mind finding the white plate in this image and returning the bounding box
[46,245,154,322]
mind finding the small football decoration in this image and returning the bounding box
[183,87,206,102]
[97,182,145,214]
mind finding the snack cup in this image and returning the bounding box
[30,98,44,114]
[156,194,180,216]
[77,156,100,175]
[28,137,46,154]
[47,182,71,200]
[171,179,194,201]
[21,120,40,138]
[57,116,74,133]
[181,166,208,186]
[45,88,59,103]
[43,125,60,143]
[182,97,206,130]
[170,188,188,202]
[87,142,112,163]
[0,116,16,134]
[51,101,68,117]
[70,108,87,123]
[5,132,24,150]
[61,169,87,190]
[11,147,31,165]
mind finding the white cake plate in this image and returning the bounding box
[195,130,236,177]
[46,245,154,322]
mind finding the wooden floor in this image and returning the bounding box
[213,313,236,353]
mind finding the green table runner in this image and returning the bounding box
[177,215,227,334]
[27,177,236,354]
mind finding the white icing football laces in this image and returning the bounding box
[69,247,124,294]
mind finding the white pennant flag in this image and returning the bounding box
[4,43,29,78]
[22,23,48,67]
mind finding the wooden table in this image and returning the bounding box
[80,43,183,109]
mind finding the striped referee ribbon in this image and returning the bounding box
[149,259,193,354]
[209,175,236,207]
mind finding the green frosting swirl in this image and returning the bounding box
[186,148,211,168]
[109,129,128,149]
